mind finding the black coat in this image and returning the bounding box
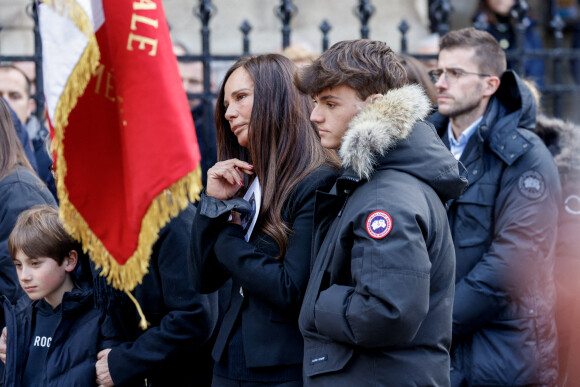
[300,85,467,387]
[190,165,337,381]
[107,204,216,386]
[2,285,121,386]
[429,71,561,386]
[0,167,56,304]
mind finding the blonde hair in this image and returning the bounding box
[281,44,318,65]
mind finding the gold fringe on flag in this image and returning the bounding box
[63,167,202,293]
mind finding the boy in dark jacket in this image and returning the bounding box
[0,205,120,386]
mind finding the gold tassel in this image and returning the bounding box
[124,290,150,330]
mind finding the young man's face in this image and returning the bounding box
[311,85,368,150]
[434,47,488,120]
[0,68,34,125]
[13,250,76,308]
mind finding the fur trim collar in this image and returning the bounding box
[339,84,432,179]
[536,114,580,176]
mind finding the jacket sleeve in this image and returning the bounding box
[313,188,433,348]
[211,176,324,313]
[452,150,561,341]
[188,193,251,293]
[108,209,213,386]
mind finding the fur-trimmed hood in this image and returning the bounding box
[340,84,431,179]
[535,113,580,180]
[339,84,467,202]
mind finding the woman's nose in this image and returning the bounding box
[225,104,237,121]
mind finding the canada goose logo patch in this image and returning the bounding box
[366,211,393,239]
[518,170,545,200]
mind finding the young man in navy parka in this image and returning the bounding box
[294,39,467,386]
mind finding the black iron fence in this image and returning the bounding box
[1,0,580,137]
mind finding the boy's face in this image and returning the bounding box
[13,250,77,308]
[311,85,370,150]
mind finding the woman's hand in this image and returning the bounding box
[206,159,253,200]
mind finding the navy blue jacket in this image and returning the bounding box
[0,167,56,304]
[300,85,466,387]
[429,71,561,386]
[190,165,337,382]
[2,282,121,386]
[107,204,216,386]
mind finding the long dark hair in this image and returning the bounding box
[215,54,338,258]
[0,98,34,181]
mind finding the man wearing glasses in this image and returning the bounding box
[428,27,561,386]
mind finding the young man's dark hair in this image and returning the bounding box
[296,39,467,387]
[295,39,407,100]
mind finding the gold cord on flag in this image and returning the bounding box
[124,290,151,330]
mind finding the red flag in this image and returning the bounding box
[39,0,201,293]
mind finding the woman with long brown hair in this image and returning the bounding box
[0,98,56,303]
[190,54,338,386]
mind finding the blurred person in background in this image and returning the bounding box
[397,53,438,106]
[173,43,217,188]
[0,64,53,192]
[473,0,545,87]
[525,79,580,387]
[281,43,319,68]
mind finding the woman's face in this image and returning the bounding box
[486,0,515,16]
[223,67,254,148]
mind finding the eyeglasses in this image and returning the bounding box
[428,68,490,83]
